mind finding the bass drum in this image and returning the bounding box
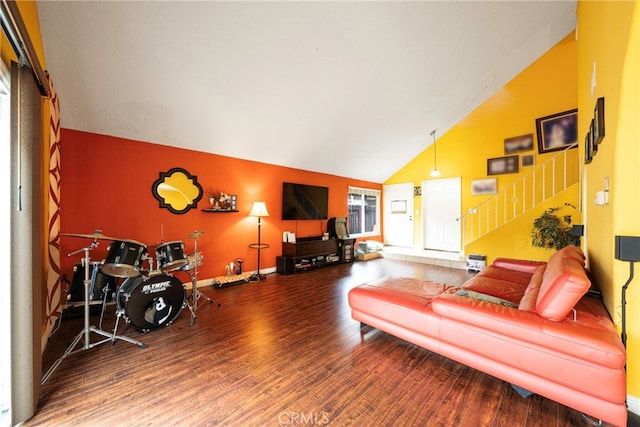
[117,273,186,332]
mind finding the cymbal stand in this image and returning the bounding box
[41,241,147,385]
[186,233,218,325]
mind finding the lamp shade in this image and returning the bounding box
[249,202,270,217]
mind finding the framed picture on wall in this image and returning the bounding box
[536,109,578,154]
[521,154,535,168]
[593,97,605,144]
[585,131,593,164]
[487,155,519,175]
[471,178,497,195]
[504,134,534,154]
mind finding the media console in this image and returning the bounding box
[277,237,346,275]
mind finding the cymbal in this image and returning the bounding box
[186,230,206,239]
[61,231,120,241]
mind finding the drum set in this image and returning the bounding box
[42,229,217,384]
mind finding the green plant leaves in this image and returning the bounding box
[531,203,578,250]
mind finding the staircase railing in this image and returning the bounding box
[459,143,579,249]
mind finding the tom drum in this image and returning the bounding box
[102,240,147,278]
[155,241,188,273]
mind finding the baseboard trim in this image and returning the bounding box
[628,394,640,416]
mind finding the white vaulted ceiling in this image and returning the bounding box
[37,1,576,183]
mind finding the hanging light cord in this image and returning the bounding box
[431,130,437,169]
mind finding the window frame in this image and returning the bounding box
[347,186,381,238]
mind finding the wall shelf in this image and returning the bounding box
[201,209,239,213]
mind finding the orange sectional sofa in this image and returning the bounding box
[348,246,627,426]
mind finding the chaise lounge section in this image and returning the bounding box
[348,246,627,426]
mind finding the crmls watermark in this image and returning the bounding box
[278,411,330,425]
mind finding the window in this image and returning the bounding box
[348,186,380,236]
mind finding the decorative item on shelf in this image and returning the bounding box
[429,129,441,177]
[205,189,237,211]
[531,203,579,250]
[249,202,270,280]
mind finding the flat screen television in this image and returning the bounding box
[282,182,329,220]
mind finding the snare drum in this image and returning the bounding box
[101,240,147,278]
[68,262,117,303]
[117,273,186,332]
[155,241,188,272]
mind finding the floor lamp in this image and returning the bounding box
[249,202,270,280]
[615,235,640,348]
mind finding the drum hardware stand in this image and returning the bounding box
[185,230,219,326]
[41,242,148,385]
[97,279,118,330]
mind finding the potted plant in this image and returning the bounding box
[531,203,579,250]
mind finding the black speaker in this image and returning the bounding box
[615,236,640,262]
[276,256,294,275]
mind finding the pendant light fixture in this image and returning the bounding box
[430,129,441,177]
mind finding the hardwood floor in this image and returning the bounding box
[30,259,595,426]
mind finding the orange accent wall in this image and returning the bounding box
[59,129,381,280]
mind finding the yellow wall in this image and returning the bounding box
[386,33,579,262]
[577,0,640,401]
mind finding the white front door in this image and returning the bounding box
[383,183,414,247]
[422,178,461,252]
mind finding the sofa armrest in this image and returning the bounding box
[493,258,545,274]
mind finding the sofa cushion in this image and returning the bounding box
[476,265,533,286]
[518,265,546,312]
[461,276,526,305]
[536,253,590,321]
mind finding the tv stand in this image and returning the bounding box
[278,237,340,274]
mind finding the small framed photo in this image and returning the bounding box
[536,109,578,154]
[504,134,533,154]
[228,194,237,210]
[471,178,497,195]
[593,97,605,144]
[585,132,593,164]
[589,119,598,155]
[521,154,535,168]
[487,155,519,175]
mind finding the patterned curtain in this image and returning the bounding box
[44,73,62,329]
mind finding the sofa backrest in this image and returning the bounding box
[535,246,590,322]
